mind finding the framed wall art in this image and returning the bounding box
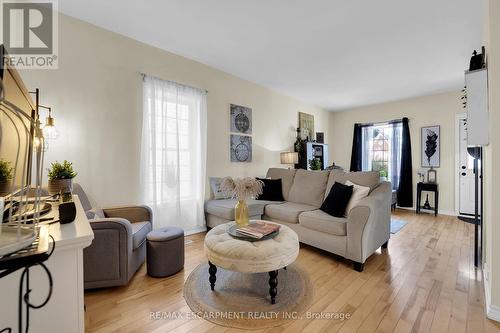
[230,134,252,162]
[421,125,440,167]
[230,104,252,135]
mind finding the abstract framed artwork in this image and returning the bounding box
[230,134,252,162]
[230,104,252,135]
[421,125,440,167]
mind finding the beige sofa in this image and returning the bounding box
[204,168,391,271]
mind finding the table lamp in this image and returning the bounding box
[280,152,298,169]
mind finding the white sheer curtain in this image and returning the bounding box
[140,75,207,234]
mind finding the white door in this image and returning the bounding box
[458,115,481,216]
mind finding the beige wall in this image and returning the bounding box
[483,0,500,317]
[328,91,462,215]
[17,14,329,206]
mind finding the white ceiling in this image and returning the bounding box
[59,0,483,111]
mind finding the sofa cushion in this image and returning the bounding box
[320,182,354,218]
[209,177,231,199]
[264,202,317,223]
[131,221,152,249]
[288,169,329,207]
[325,170,380,200]
[205,199,280,221]
[345,180,370,215]
[266,168,297,201]
[299,210,348,236]
[257,178,285,201]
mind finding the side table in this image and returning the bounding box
[416,182,438,216]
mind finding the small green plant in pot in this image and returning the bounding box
[308,158,322,171]
[0,159,14,196]
[47,160,77,195]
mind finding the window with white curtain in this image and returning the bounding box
[361,122,402,190]
[140,75,207,234]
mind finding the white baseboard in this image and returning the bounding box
[395,206,456,217]
[483,263,500,322]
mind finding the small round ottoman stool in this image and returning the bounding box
[146,227,185,277]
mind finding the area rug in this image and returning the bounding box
[183,263,313,330]
[391,219,408,234]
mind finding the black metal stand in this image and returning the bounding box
[0,233,54,333]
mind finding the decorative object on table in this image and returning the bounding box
[0,159,13,196]
[47,160,77,195]
[423,194,432,210]
[308,158,321,170]
[183,262,312,330]
[469,47,486,71]
[316,132,324,143]
[294,128,303,152]
[298,112,314,141]
[58,192,76,224]
[230,134,252,162]
[220,177,263,227]
[416,182,439,216]
[421,125,440,167]
[427,168,437,183]
[325,162,343,171]
[230,104,252,134]
[417,169,426,182]
[235,221,280,239]
[227,221,280,241]
[280,152,298,169]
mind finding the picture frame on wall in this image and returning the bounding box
[298,112,314,141]
[421,125,440,167]
[230,104,252,135]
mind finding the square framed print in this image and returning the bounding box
[230,104,252,134]
[421,125,440,167]
[230,135,252,162]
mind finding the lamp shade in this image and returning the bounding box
[280,152,298,165]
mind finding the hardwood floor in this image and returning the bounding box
[84,210,500,332]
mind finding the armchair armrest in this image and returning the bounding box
[83,218,134,289]
[346,181,391,263]
[103,205,153,224]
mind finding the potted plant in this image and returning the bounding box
[47,160,77,195]
[309,158,322,171]
[0,159,13,196]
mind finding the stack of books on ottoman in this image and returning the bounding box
[236,221,280,239]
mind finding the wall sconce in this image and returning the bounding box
[39,105,58,140]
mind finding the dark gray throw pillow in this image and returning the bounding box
[256,178,285,201]
[320,182,354,217]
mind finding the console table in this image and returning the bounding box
[0,196,94,332]
[416,182,439,216]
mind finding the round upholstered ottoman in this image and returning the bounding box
[146,227,185,277]
[204,221,299,303]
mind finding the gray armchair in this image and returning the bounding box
[72,184,153,289]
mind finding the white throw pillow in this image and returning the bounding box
[209,177,230,200]
[345,180,370,216]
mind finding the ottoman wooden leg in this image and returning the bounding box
[269,270,278,304]
[208,261,217,291]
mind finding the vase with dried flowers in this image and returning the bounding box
[220,177,263,227]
